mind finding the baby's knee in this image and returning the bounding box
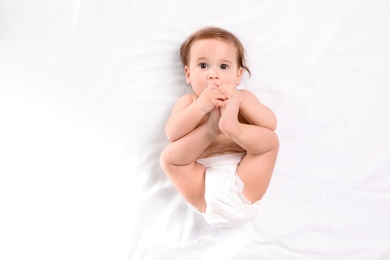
[271,132,279,152]
[160,146,186,174]
[160,146,173,171]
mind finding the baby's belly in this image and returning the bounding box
[198,134,245,158]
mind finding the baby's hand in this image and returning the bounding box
[218,84,243,103]
[195,84,226,113]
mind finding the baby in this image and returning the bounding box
[160,27,279,227]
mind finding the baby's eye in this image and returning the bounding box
[220,64,228,70]
[199,63,208,69]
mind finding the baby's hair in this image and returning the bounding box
[180,27,251,76]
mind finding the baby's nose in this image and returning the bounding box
[208,71,219,79]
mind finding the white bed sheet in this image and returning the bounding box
[1,0,390,259]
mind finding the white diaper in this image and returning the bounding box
[194,153,262,227]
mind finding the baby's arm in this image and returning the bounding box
[165,84,226,142]
[239,89,277,130]
[165,94,206,142]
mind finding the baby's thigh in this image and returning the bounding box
[162,160,207,212]
[237,151,277,203]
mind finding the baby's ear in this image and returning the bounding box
[236,67,243,85]
[185,66,191,84]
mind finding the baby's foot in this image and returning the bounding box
[206,108,223,136]
[219,97,241,138]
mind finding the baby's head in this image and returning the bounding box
[180,27,251,76]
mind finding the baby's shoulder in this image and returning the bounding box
[239,89,260,100]
[172,93,197,110]
[178,93,197,103]
[239,89,254,95]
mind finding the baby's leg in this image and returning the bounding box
[160,109,221,212]
[219,98,279,203]
[160,152,207,211]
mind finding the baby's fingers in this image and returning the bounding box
[211,88,226,100]
[207,83,219,90]
[218,86,227,94]
[211,99,226,108]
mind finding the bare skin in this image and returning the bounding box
[160,38,279,213]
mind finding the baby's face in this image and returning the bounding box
[185,39,242,96]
